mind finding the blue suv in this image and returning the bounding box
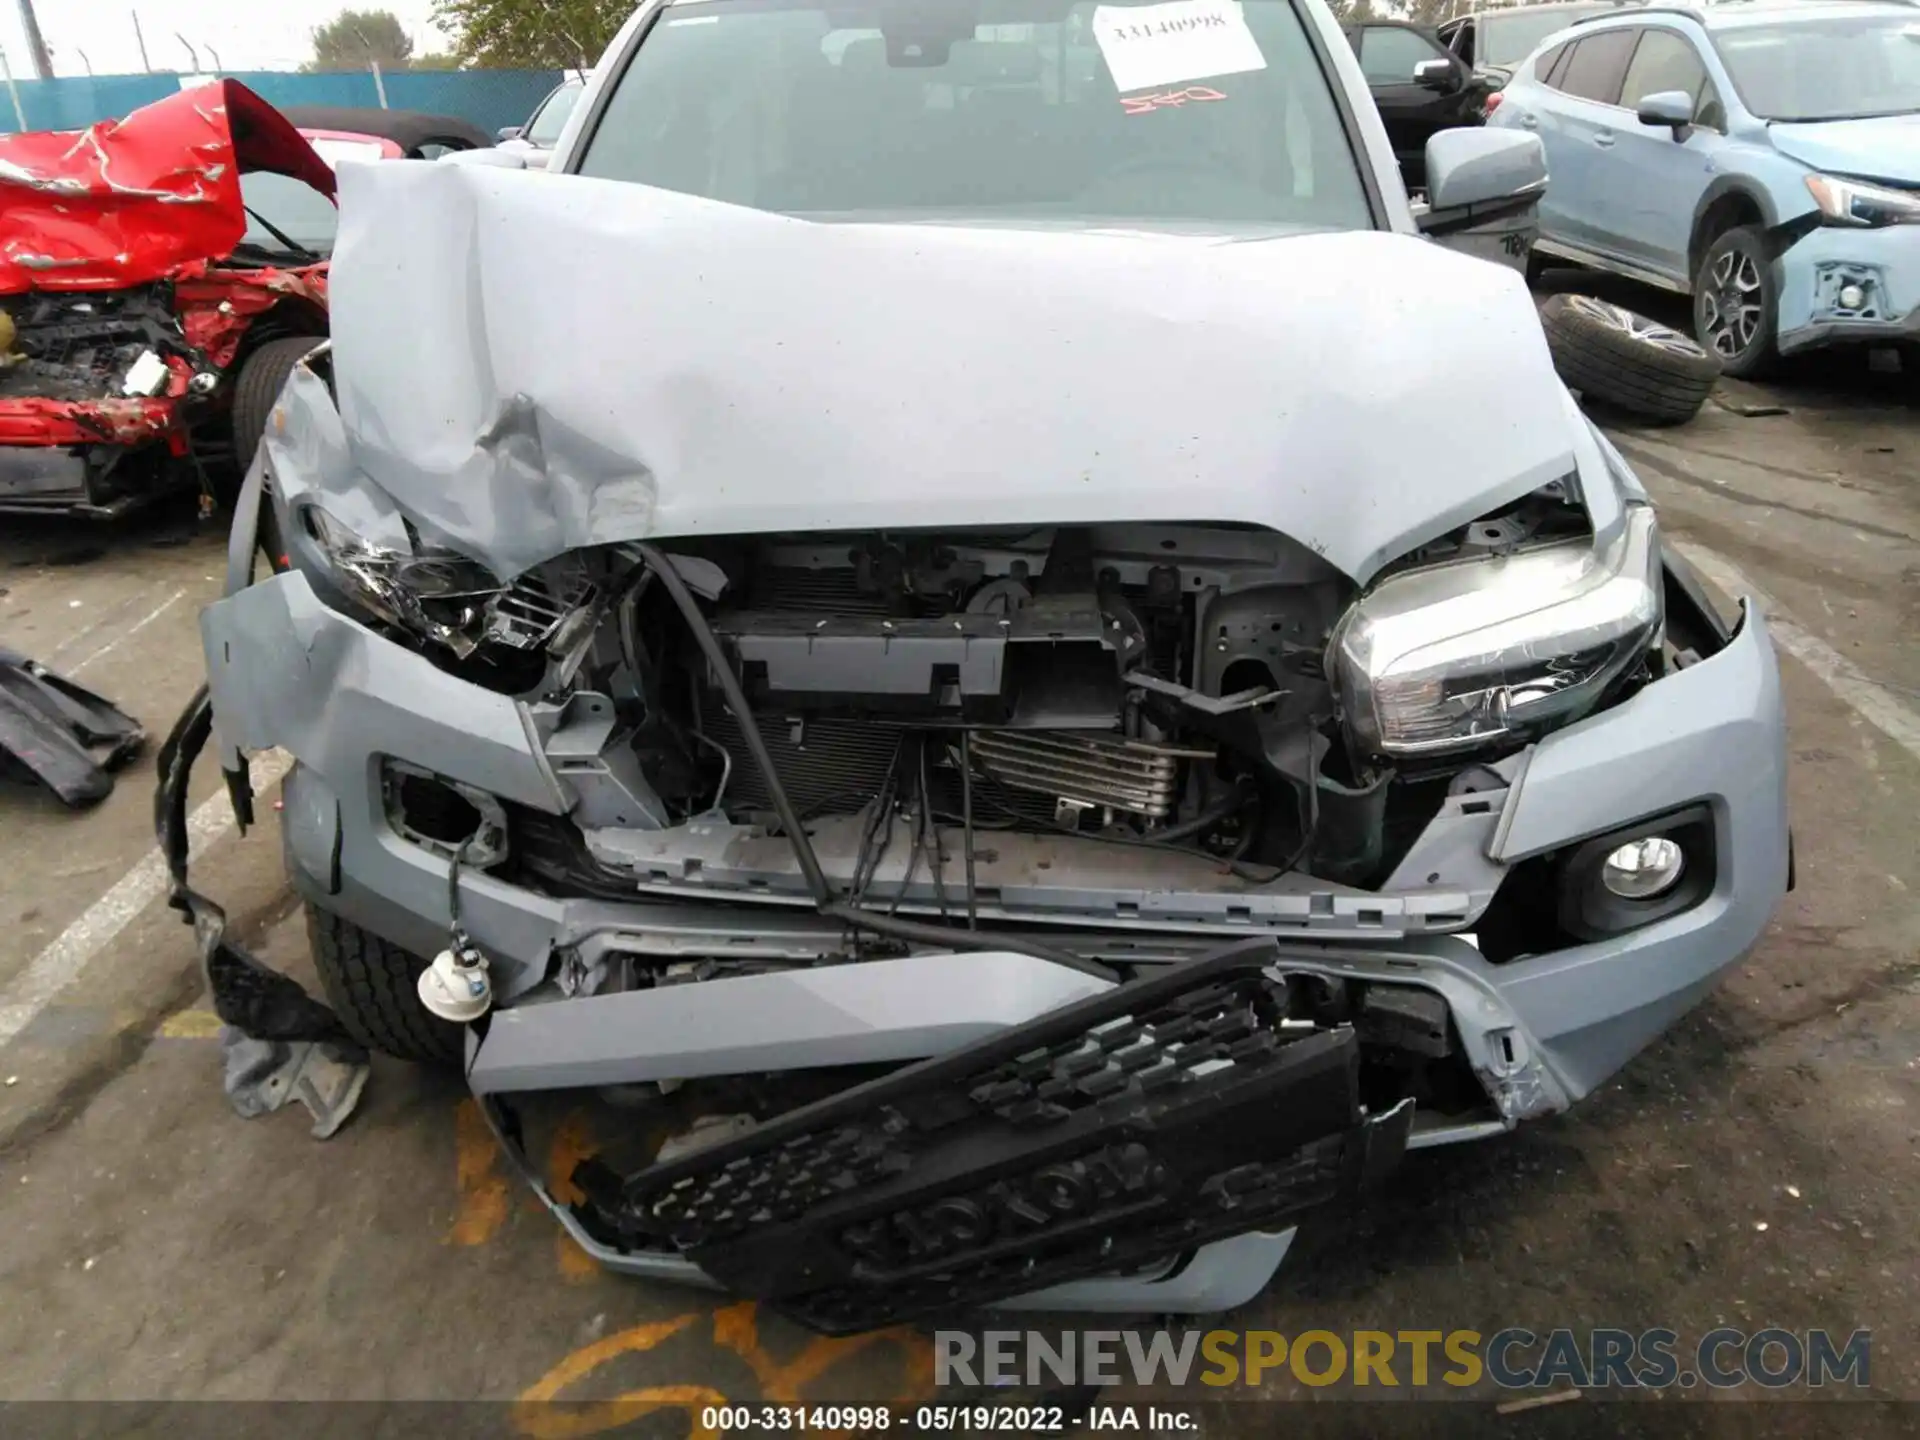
[1490,0,1920,374]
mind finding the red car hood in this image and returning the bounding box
[0,79,336,295]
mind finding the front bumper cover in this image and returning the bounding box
[1776,222,1920,355]
[559,939,1411,1334]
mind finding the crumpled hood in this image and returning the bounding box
[326,162,1576,585]
[0,79,336,294]
[1770,114,1920,186]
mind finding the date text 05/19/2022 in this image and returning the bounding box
[697,1405,1196,1431]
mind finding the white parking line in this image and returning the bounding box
[1675,541,1920,764]
[65,588,188,675]
[37,586,160,667]
[0,749,292,1053]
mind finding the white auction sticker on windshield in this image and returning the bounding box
[1092,0,1267,95]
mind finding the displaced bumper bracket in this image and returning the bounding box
[154,684,370,1131]
[566,937,1413,1334]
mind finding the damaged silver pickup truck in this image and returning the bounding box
[166,0,1790,1334]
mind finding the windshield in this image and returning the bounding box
[1715,14,1920,121]
[575,0,1371,230]
[527,80,584,145]
[237,171,338,259]
[1481,5,1618,67]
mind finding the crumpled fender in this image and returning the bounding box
[179,263,330,370]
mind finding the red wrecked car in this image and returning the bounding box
[0,83,485,519]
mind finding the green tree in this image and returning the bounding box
[411,50,463,70]
[431,0,628,69]
[308,8,416,72]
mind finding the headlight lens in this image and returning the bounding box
[1331,505,1662,758]
[304,508,506,657]
[1804,173,1920,228]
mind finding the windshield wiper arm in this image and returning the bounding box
[241,206,320,263]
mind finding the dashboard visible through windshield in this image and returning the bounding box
[575,0,1372,229]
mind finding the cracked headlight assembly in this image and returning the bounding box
[1331,506,1662,758]
[304,508,507,658]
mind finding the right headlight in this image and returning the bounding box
[1331,505,1662,758]
[1804,173,1920,228]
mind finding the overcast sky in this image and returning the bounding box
[0,0,452,77]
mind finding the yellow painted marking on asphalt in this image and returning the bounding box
[447,1097,511,1247]
[514,1313,723,1440]
[158,1010,223,1039]
[547,1111,601,1283]
[515,1301,940,1440]
[713,1300,934,1407]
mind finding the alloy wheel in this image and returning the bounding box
[1699,248,1764,360]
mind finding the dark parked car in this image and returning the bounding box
[276,105,494,162]
[1343,20,1491,189]
[1439,0,1646,105]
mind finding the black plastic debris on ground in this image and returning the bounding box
[0,645,144,807]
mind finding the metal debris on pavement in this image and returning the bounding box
[1496,1389,1583,1415]
[1713,395,1791,418]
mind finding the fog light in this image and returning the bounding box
[1838,282,1867,310]
[1601,837,1685,899]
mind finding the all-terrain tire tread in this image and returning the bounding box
[306,905,463,1067]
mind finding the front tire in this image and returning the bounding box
[229,336,323,574]
[1694,226,1779,378]
[307,904,464,1068]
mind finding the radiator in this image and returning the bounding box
[968,730,1195,820]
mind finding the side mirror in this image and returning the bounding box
[440,146,532,170]
[1425,127,1547,211]
[1635,89,1694,136]
[1414,58,1458,91]
[497,125,524,141]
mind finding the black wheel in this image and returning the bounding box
[229,336,323,573]
[1539,293,1720,425]
[307,904,464,1067]
[1694,225,1778,378]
